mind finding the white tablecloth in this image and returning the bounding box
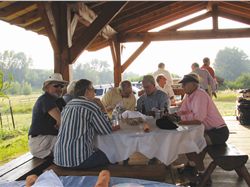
[95,119,206,166]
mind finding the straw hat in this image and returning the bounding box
[42,73,68,91]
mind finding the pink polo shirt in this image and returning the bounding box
[179,88,225,130]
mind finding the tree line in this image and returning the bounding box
[0,47,250,95]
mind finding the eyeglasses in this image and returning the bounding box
[88,87,96,92]
[53,84,64,88]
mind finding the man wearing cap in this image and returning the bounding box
[137,75,169,115]
[176,73,229,177]
[156,74,176,106]
[28,73,68,159]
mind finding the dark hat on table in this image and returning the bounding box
[179,73,199,84]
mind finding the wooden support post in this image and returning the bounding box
[51,2,72,81]
[110,39,121,87]
[212,5,218,31]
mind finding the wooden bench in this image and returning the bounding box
[46,163,167,182]
[198,144,250,187]
[0,152,53,181]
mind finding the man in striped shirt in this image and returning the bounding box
[54,79,119,169]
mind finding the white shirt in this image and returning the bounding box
[153,68,173,86]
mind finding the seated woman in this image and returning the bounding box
[54,79,119,169]
[176,73,229,177]
[28,73,67,159]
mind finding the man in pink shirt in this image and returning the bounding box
[177,73,229,180]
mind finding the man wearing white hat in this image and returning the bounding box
[28,73,68,159]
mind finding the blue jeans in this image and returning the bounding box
[72,149,110,169]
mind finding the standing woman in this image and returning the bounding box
[28,73,68,158]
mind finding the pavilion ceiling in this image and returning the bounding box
[1,1,250,52]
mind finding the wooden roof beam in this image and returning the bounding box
[120,2,206,33]
[218,10,250,26]
[219,2,250,19]
[37,2,59,54]
[75,2,117,39]
[119,28,250,42]
[121,40,151,73]
[10,11,41,27]
[160,11,212,32]
[0,2,37,21]
[69,1,128,64]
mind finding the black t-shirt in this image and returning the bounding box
[28,92,65,136]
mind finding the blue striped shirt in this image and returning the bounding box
[54,97,112,167]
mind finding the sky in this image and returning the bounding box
[0,16,250,77]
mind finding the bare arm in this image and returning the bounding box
[48,107,61,128]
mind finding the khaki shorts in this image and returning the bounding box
[28,135,57,159]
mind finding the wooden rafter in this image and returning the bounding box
[116,2,206,32]
[37,2,59,54]
[120,28,250,42]
[219,2,250,19]
[112,2,168,26]
[69,1,128,64]
[74,2,117,39]
[0,2,37,21]
[121,40,151,73]
[160,11,212,32]
[218,10,250,26]
[9,10,40,26]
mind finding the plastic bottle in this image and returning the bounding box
[112,107,119,126]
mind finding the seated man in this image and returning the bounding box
[101,80,136,116]
[156,74,176,106]
[176,73,229,177]
[137,75,169,115]
[54,79,119,169]
[63,80,77,103]
[28,73,68,159]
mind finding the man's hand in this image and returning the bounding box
[212,92,217,98]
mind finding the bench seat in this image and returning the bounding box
[198,144,250,187]
[0,152,52,181]
[46,163,167,182]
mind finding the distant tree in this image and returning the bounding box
[214,47,250,81]
[0,69,12,98]
[8,81,21,95]
[22,82,32,95]
[0,50,32,83]
[225,73,250,89]
[73,59,113,84]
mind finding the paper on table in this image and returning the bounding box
[121,111,148,120]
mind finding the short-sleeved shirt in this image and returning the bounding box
[137,89,169,113]
[101,87,136,116]
[54,97,112,167]
[28,92,64,136]
[201,65,215,79]
[178,88,225,130]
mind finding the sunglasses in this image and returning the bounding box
[53,84,64,88]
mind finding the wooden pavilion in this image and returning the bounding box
[1,1,250,86]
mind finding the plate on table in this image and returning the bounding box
[112,183,144,187]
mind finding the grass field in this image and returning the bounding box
[0,90,240,166]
